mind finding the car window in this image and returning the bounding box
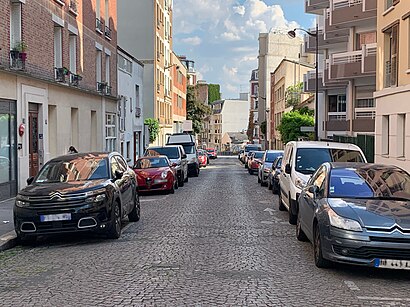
[135,157,169,169]
[266,152,282,163]
[254,152,264,159]
[115,156,128,172]
[330,149,364,163]
[182,144,195,154]
[146,147,179,159]
[313,167,327,196]
[110,157,120,178]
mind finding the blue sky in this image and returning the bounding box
[173,0,314,99]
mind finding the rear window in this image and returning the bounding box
[245,145,260,152]
[145,147,179,159]
[266,152,282,163]
[254,152,264,159]
[135,157,169,169]
[182,144,195,154]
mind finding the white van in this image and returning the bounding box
[278,141,367,225]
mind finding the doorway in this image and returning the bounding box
[28,103,39,177]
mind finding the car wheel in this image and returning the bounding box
[268,180,272,190]
[278,188,286,211]
[257,174,261,183]
[272,183,278,195]
[296,210,308,242]
[107,202,122,239]
[194,167,199,177]
[313,224,331,268]
[288,197,297,225]
[184,174,189,182]
[128,193,141,222]
[175,179,179,190]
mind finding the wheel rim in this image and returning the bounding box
[114,204,121,234]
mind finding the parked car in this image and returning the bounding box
[198,150,208,167]
[144,145,188,187]
[248,151,264,174]
[13,152,140,242]
[238,149,244,161]
[268,156,282,194]
[206,148,218,159]
[133,156,177,194]
[279,141,366,225]
[258,150,283,186]
[244,151,255,168]
[298,162,410,269]
[167,133,199,177]
[240,144,261,164]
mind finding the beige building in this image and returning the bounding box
[271,59,315,149]
[171,53,187,133]
[374,0,410,171]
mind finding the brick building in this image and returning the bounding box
[171,52,186,133]
[0,0,118,200]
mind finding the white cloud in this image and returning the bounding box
[233,5,246,16]
[220,32,241,41]
[181,36,202,46]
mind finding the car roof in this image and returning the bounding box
[286,141,362,151]
[265,150,284,153]
[49,152,113,162]
[329,162,405,173]
[139,155,169,160]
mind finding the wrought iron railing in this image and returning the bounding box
[96,18,104,33]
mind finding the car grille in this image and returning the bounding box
[24,192,88,209]
[36,220,79,233]
[333,244,410,260]
[369,236,410,244]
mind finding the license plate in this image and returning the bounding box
[375,258,410,270]
[40,213,72,222]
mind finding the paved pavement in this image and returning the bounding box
[0,198,15,248]
[1,157,410,306]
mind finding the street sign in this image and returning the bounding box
[300,126,315,132]
[182,120,193,132]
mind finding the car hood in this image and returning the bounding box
[169,158,180,164]
[19,179,108,197]
[134,167,169,178]
[328,198,410,229]
[263,162,273,169]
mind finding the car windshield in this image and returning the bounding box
[145,147,179,159]
[329,168,410,200]
[266,152,282,163]
[254,152,264,159]
[182,144,195,154]
[206,149,214,153]
[135,158,169,169]
[245,145,260,152]
[35,157,108,183]
[296,148,364,175]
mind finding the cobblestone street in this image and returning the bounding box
[1,157,410,306]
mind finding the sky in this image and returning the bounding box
[172,0,314,99]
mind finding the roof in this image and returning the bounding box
[273,58,315,75]
[286,141,362,151]
[227,132,248,142]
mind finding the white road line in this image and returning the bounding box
[344,280,360,291]
[263,208,275,215]
[357,297,410,302]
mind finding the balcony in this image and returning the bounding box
[323,59,348,87]
[330,0,376,27]
[353,108,375,132]
[384,59,397,88]
[96,18,104,34]
[105,26,112,40]
[69,73,82,86]
[326,112,348,131]
[305,0,330,14]
[104,85,112,96]
[9,50,26,71]
[303,70,324,93]
[97,81,106,93]
[69,0,78,15]
[329,43,376,79]
[55,67,69,82]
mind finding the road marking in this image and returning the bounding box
[263,208,275,215]
[140,196,168,202]
[259,200,271,204]
[344,280,360,291]
[357,297,410,302]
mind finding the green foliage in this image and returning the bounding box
[285,82,303,107]
[208,84,221,104]
[260,121,267,135]
[247,111,254,141]
[14,41,28,52]
[277,110,314,144]
[187,86,212,134]
[144,118,160,143]
[298,106,314,116]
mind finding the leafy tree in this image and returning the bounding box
[285,82,303,107]
[277,110,314,144]
[144,118,160,143]
[247,111,254,141]
[187,86,212,134]
[208,84,221,104]
[298,106,314,116]
[260,120,267,136]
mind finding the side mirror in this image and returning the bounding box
[26,176,34,185]
[171,162,177,167]
[182,154,187,159]
[285,164,291,174]
[308,185,319,196]
[114,169,124,180]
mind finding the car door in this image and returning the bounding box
[110,156,128,217]
[259,152,267,179]
[179,146,188,179]
[280,145,293,209]
[116,155,134,214]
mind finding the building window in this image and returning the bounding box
[54,26,63,69]
[385,0,399,10]
[126,141,131,161]
[105,54,110,85]
[69,34,77,73]
[96,49,102,87]
[118,54,132,74]
[328,95,346,112]
[105,113,116,151]
[384,24,399,88]
[10,3,22,50]
[397,114,405,157]
[382,115,389,155]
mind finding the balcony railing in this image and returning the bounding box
[97,81,106,93]
[69,0,78,15]
[385,58,397,88]
[328,112,347,120]
[69,73,82,86]
[354,107,375,119]
[333,0,362,10]
[105,85,112,96]
[105,26,112,40]
[96,18,104,33]
[55,67,69,82]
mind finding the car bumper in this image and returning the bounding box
[188,162,198,173]
[321,226,410,267]
[139,179,173,192]
[14,202,110,236]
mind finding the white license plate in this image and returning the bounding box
[40,213,72,222]
[375,259,410,270]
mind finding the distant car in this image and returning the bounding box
[206,148,218,159]
[268,156,282,194]
[133,156,177,194]
[298,162,410,270]
[13,152,140,243]
[166,133,199,177]
[258,150,283,186]
[198,150,208,167]
[240,144,261,164]
[248,151,264,174]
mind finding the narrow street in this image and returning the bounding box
[1,157,409,306]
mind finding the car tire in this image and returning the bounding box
[278,189,286,211]
[268,180,272,190]
[313,224,331,268]
[175,179,179,190]
[184,174,188,182]
[288,196,297,225]
[107,201,122,239]
[194,167,199,177]
[128,193,141,222]
[257,175,261,183]
[296,211,308,242]
[272,183,278,195]
[169,183,175,194]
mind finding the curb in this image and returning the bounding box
[0,230,18,252]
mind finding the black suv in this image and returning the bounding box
[144,145,188,186]
[14,152,140,242]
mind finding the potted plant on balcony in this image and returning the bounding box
[16,41,28,62]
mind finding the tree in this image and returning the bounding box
[277,110,314,144]
[187,86,212,134]
[144,118,160,143]
[247,111,254,141]
[285,82,303,108]
[208,84,221,104]
[260,120,267,135]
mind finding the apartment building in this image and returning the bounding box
[179,56,197,86]
[258,32,302,149]
[171,52,187,133]
[0,0,117,200]
[272,59,315,149]
[117,46,144,166]
[248,69,259,144]
[118,0,174,146]
[304,0,377,140]
[374,0,410,171]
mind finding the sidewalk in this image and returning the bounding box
[0,198,17,251]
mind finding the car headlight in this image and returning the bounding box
[85,189,107,203]
[295,176,307,189]
[161,171,168,179]
[328,208,362,232]
[263,167,270,173]
[15,199,30,208]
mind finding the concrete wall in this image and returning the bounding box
[221,100,250,135]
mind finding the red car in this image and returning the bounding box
[247,151,264,174]
[198,151,207,167]
[206,148,218,159]
[133,156,177,194]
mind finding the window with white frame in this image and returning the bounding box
[382,115,390,155]
[118,54,132,74]
[69,34,77,73]
[54,26,63,69]
[105,113,116,151]
[96,49,102,85]
[105,54,110,85]
[10,3,21,50]
[397,114,406,157]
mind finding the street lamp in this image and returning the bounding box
[288,25,319,141]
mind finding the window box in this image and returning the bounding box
[69,0,78,15]
[96,18,104,34]
[105,26,112,40]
